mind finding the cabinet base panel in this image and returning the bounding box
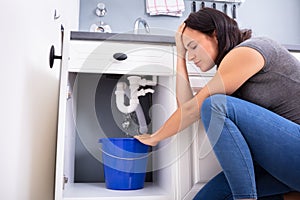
[63,182,170,200]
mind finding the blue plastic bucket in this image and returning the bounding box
[99,138,149,190]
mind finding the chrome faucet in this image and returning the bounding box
[133,17,150,34]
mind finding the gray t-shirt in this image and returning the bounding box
[233,37,300,124]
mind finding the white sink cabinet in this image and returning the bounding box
[54,38,196,200]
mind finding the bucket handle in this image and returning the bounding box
[99,148,149,161]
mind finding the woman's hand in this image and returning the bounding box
[134,134,158,147]
[175,23,187,59]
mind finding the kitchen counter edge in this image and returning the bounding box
[70,31,300,51]
[70,31,175,45]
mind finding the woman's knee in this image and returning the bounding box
[201,94,228,131]
[201,94,228,118]
[201,95,212,119]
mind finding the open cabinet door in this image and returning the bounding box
[0,0,65,200]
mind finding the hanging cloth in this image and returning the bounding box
[146,0,185,16]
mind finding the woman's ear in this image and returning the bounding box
[212,30,218,44]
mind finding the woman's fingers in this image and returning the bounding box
[134,134,158,146]
[175,23,187,58]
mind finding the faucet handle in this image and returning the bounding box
[96,3,107,17]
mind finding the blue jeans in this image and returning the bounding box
[194,94,300,200]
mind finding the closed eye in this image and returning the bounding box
[191,45,197,50]
[186,41,197,50]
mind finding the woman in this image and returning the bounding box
[135,8,300,200]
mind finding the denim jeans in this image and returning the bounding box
[194,94,300,200]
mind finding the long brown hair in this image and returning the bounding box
[184,7,252,66]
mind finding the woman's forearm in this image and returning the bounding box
[176,57,193,106]
[152,95,203,143]
[135,84,210,147]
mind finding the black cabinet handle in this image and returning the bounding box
[113,53,127,61]
[49,45,62,68]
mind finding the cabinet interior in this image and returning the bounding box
[62,72,177,199]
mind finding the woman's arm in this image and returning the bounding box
[135,46,265,146]
[175,23,193,106]
[176,57,193,105]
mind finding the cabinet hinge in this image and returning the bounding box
[67,85,72,100]
[63,175,68,190]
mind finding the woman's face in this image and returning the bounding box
[182,27,218,72]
